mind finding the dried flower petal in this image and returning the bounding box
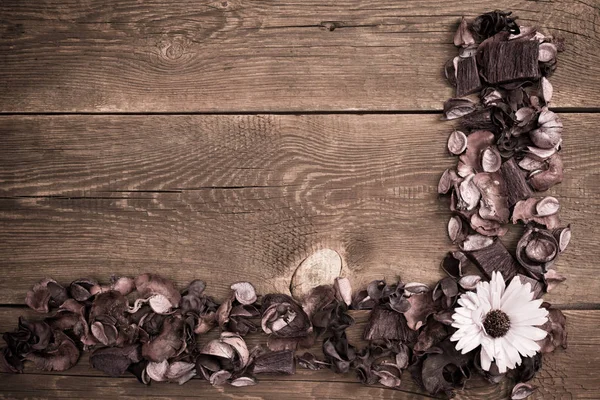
[460,234,494,252]
[458,275,482,290]
[536,196,560,216]
[24,331,79,372]
[209,370,232,386]
[443,98,477,120]
[544,269,566,292]
[529,154,563,191]
[447,130,468,155]
[538,42,557,62]
[454,17,475,47]
[537,306,567,353]
[481,146,502,172]
[25,278,68,313]
[230,282,257,305]
[333,277,352,306]
[364,306,415,342]
[512,382,538,399]
[230,376,257,387]
[457,130,495,177]
[135,273,181,309]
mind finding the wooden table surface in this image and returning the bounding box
[1,1,599,398]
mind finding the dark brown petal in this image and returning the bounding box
[440,251,468,278]
[25,278,67,313]
[25,331,79,372]
[443,98,477,120]
[69,278,98,302]
[301,285,335,318]
[201,339,235,360]
[90,344,141,377]
[230,282,257,305]
[447,130,468,155]
[110,276,136,296]
[363,306,415,342]
[419,339,472,395]
[537,306,567,353]
[0,347,22,373]
[453,17,475,47]
[529,154,563,192]
[500,158,533,207]
[544,269,566,292]
[414,321,449,353]
[457,130,495,177]
[470,213,508,237]
[458,275,482,290]
[374,368,402,388]
[252,349,296,375]
[297,352,328,370]
[134,273,181,308]
[260,294,312,338]
[216,294,234,330]
[438,168,461,195]
[322,333,356,374]
[512,382,538,399]
[403,292,436,330]
[466,239,519,280]
[89,290,128,321]
[516,227,559,279]
[220,332,250,369]
[141,315,185,362]
[512,198,560,229]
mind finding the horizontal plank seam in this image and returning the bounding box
[1,303,599,309]
[0,373,438,397]
[1,108,599,116]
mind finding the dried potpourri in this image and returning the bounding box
[0,10,569,400]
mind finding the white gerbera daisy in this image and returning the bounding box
[450,271,548,373]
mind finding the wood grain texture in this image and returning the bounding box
[1,0,599,112]
[0,308,597,399]
[1,114,598,304]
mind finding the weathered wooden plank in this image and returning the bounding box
[0,114,597,304]
[0,0,598,112]
[0,308,597,399]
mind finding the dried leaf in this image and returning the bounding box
[230,282,257,305]
[447,130,468,155]
[512,382,538,399]
[443,98,477,120]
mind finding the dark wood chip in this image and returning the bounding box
[500,158,533,207]
[456,56,482,97]
[479,40,540,84]
[466,239,520,280]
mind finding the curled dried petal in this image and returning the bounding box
[447,131,468,155]
[512,382,538,399]
[230,282,257,305]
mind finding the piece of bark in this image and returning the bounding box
[479,40,540,84]
[500,158,533,207]
[252,350,296,375]
[456,56,482,97]
[466,239,519,280]
[363,306,416,342]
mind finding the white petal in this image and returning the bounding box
[502,337,522,369]
[505,331,538,358]
[476,280,491,304]
[460,331,483,354]
[480,344,493,371]
[494,339,508,373]
[513,325,548,341]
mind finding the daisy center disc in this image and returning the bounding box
[483,309,511,338]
